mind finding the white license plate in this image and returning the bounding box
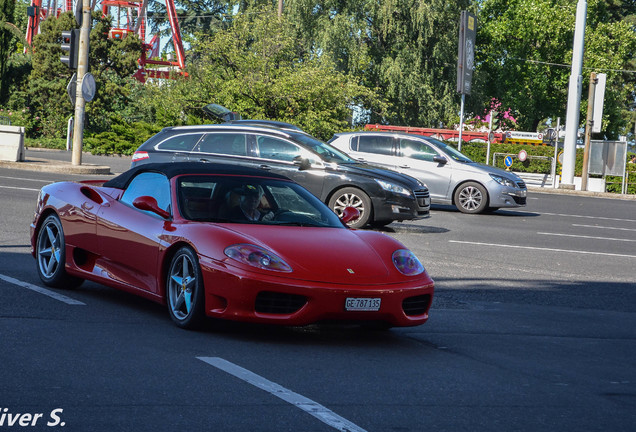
[345,297,381,311]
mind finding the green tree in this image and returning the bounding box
[283,0,472,128]
[8,12,142,137]
[0,0,17,102]
[139,5,382,140]
[477,0,636,137]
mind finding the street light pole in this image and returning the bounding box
[71,0,91,166]
[561,0,587,189]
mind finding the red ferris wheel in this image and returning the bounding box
[25,0,187,82]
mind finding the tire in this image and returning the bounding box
[454,182,488,214]
[166,246,205,329]
[35,214,83,289]
[328,187,372,229]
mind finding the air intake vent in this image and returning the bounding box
[255,291,307,314]
[402,294,431,316]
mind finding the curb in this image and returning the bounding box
[527,186,636,201]
[0,158,111,175]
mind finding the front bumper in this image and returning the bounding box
[372,188,431,222]
[489,184,527,208]
[199,257,435,327]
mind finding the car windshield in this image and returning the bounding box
[289,133,356,163]
[419,136,473,163]
[177,175,345,228]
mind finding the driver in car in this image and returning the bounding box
[230,184,274,222]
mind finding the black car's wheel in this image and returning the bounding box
[35,214,83,288]
[454,182,488,214]
[166,246,205,329]
[328,187,372,229]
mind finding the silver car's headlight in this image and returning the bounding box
[375,179,412,197]
[490,174,517,188]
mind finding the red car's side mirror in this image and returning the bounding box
[133,196,170,219]
[340,206,360,224]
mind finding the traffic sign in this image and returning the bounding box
[504,156,513,168]
[518,149,528,162]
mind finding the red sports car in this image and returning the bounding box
[30,163,434,329]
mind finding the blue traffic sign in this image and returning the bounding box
[504,156,513,167]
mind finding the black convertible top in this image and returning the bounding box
[103,162,291,190]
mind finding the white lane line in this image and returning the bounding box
[449,240,636,259]
[541,212,636,223]
[573,224,636,232]
[0,175,50,182]
[197,357,368,432]
[0,185,40,192]
[0,273,85,305]
[537,232,636,242]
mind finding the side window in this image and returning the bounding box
[400,139,438,162]
[197,133,247,156]
[257,136,303,162]
[120,172,171,215]
[358,135,393,155]
[350,136,359,152]
[156,134,202,151]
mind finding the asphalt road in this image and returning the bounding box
[0,161,635,432]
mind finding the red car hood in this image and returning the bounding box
[217,225,399,285]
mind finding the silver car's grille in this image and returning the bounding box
[516,180,527,190]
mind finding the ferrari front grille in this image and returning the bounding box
[255,291,307,314]
[402,294,431,316]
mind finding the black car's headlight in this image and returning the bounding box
[490,174,517,188]
[375,179,412,197]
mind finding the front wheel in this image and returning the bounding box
[328,187,372,229]
[35,214,83,288]
[454,182,488,214]
[166,247,205,329]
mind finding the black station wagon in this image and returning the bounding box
[131,124,430,228]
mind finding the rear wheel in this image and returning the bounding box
[328,187,372,229]
[35,214,83,288]
[166,247,205,329]
[454,182,488,214]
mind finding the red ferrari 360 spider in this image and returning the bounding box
[30,162,434,329]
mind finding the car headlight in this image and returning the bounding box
[392,249,425,276]
[224,244,292,273]
[490,174,517,188]
[375,179,412,197]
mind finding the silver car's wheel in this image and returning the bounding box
[328,187,372,229]
[167,247,205,329]
[36,214,83,288]
[454,182,488,214]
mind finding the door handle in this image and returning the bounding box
[259,165,271,170]
[399,165,411,169]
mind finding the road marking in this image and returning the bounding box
[573,224,636,232]
[0,175,50,182]
[0,185,41,192]
[541,212,636,223]
[537,232,636,242]
[0,273,85,305]
[448,240,636,259]
[197,357,368,432]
